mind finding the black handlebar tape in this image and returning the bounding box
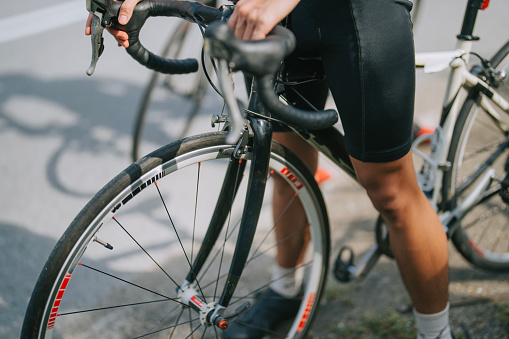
[150,1,223,24]
[114,1,200,74]
[126,37,198,74]
[204,22,338,129]
[256,74,338,130]
[204,22,296,77]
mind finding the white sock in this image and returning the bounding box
[269,264,302,298]
[413,303,452,339]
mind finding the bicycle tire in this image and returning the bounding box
[22,132,330,338]
[131,20,210,162]
[444,40,509,271]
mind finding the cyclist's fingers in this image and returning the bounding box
[106,27,130,48]
[228,6,247,38]
[85,13,93,35]
[230,17,247,40]
[227,9,239,31]
[242,20,265,41]
[118,0,143,25]
[238,14,271,41]
[228,3,262,40]
[229,0,294,41]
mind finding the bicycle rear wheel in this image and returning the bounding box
[131,20,211,161]
[444,41,509,271]
[22,132,330,338]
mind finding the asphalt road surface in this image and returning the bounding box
[1,0,509,337]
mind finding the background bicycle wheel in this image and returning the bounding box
[1,0,509,337]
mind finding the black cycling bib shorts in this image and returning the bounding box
[284,0,415,163]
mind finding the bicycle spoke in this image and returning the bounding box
[197,218,241,282]
[154,181,193,269]
[133,316,202,339]
[248,224,310,263]
[249,191,299,261]
[491,216,509,251]
[227,262,312,308]
[78,263,183,304]
[232,319,288,338]
[191,162,202,264]
[58,299,171,317]
[112,216,179,287]
[169,307,186,338]
[153,176,208,302]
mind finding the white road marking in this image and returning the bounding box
[0,1,84,44]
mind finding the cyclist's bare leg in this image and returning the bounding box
[351,151,449,314]
[272,131,317,268]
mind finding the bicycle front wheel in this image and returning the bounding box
[22,132,330,338]
[444,41,509,271]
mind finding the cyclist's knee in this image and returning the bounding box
[365,184,407,225]
[353,154,418,227]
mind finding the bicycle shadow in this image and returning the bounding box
[0,73,224,198]
[0,73,146,198]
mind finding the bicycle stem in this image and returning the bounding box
[216,59,246,143]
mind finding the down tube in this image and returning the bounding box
[300,127,357,180]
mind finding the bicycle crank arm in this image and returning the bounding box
[333,244,383,282]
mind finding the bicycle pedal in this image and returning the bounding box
[333,246,354,282]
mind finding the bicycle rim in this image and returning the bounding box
[445,41,509,271]
[22,132,329,338]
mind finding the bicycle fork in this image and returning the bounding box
[177,117,273,330]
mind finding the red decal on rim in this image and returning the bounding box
[469,239,485,256]
[296,292,315,333]
[47,273,72,330]
[281,167,303,190]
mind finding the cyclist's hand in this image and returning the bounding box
[85,0,143,48]
[228,0,300,40]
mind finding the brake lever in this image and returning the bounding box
[86,11,105,76]
[85,0,121,76]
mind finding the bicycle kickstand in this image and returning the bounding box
[333,244,383,282]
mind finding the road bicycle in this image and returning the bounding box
[22,0,509,338]
[130,0,421,162]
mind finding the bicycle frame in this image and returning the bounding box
[183,0,509,314]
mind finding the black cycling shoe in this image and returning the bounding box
[222,288,302,339]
